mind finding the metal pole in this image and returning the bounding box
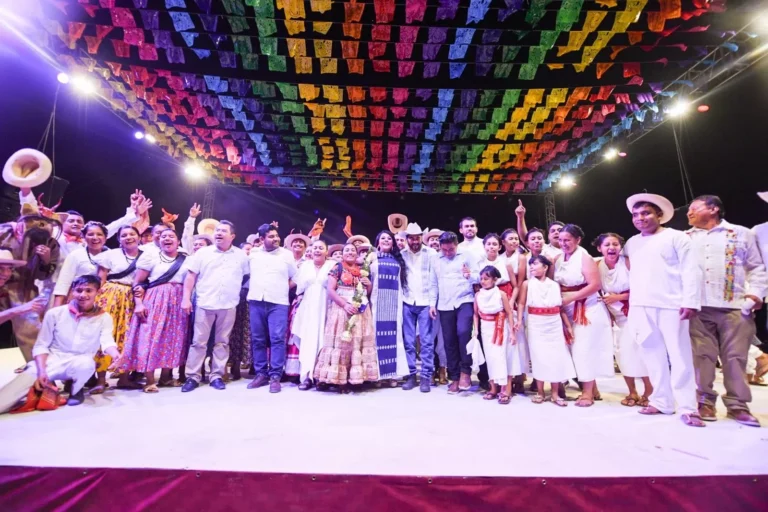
[544,189,557,228]
[202,179,216,218]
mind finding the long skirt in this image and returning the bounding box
[284,297,300,376]
[614,312,648,378]
[527,314,576,383]
[94,282,134,373]
[120,283,187,373]
[480,317,511,383]
[314,287,378,385]
[228,289,251,366]
[565,298,615,381]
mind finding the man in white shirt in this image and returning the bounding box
[457,217,485,262]
[401,223,437,393]
[623,193,705,427]
[0,275,119,413]
[515,200,563,260]
[686,195,767,427]
[181,220,249,392]
[139,203,200,257]
[430,231,479,394]
[246,223,297,393]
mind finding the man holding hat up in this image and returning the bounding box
[401,223,438,392]
[623,193,704,427]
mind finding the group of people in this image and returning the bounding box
[0,184,767,430]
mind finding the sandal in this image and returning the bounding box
[681,413,706,428]
[89,385,107,395]
[575,395,594,407]
[497,393,511,405]
[142,384,159,393]
[621,394,640,407]
[637,396,650,407]
[638,405,663,415]
[593,392,603,401]
[531,394,545,404]
[157,379,179,388]
[13,365,26,374]
[551,396,567,407]
[483,391,499,401]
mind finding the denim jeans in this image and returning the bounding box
[439,302,474,381]
[249,300,289,379]
[402,303,435,378]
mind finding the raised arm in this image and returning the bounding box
[515,200,529,243]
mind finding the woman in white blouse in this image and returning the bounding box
[94,225,142,390]
[291,240,336,390]
[52,221,108,307]
[119,229,188,393]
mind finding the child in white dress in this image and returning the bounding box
[594,233,652,407]
[473,266,516,404]
[516,255,575,406]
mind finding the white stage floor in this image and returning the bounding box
[1,348,767,478]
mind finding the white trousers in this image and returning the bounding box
[631,306,697,415]
[185,307,237,383]
[0,353,95,414]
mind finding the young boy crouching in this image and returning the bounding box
[0,275,120,413]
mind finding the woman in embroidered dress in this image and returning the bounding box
[474,266,516,405]
[291,240,335,390]
[593,233,652,407]
[94,225,141,390]
[284,234,311,380]
[119,229,188,393]
[314,243,377,392]
[552,224,614,407]
[500,228,530,394]
[370,230,409,386]
[516,255,575,406]
[227,241,253,381]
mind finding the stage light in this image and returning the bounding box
[604,147,619,160]
[618,151,627,158]
[667,100,690,118]
[697,105,710,113]
[559,176,576,189]
[144,134,156,144]
[184,164,204,180]
[70,74,95,95]
[56,72,69,84]
[134,131,144,140]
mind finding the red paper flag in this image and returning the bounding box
[623,62,641,78]
[111,39,131,58]
[110,8,136,28]
[351,120,365,132]
[347,59,364,74]
[371,121,385,137]
[138,43,158,61]
[341,40,359,58]
[371,25,391,41]
[372,60,390,72]
[596,63,613,79]
[374,0,395,23]
[370,87,387,102]
[398,61,415,77]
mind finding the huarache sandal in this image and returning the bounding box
[551,397,567,407]
[498,393,511,405]
[681,413,706,427]
[637,396,650,407]
[638,405,663,415]
[483,391,499,401]
[142,384,159,393]
[531,394,545,404]
[89,385,107,395]
[575,395,594,407]
[621,394,640,407]
[157,379,178,388]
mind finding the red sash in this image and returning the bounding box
[560,284,589,326]
[478,311,506,346]
[527,306,559,315]
[498,282,513,299]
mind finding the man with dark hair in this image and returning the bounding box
[246,223,297,393]
[430,231,479,393]
[457,217,484,262]
[623,193,704,427]
[686,195,766,427]
[515,200,564,259]
[181,220,249,392]
[0,274,120,412]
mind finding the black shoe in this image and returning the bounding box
[269,376,281,393]
[210,378,226,390]
[181,378,199,393]
[420,379,431,393]
[402,375,417,391]
[67,389,85,406]
[298,378,313,391]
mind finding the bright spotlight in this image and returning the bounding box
[697,105,710,113]
[70,74,95,94]
[56,72,69,84]
[144,134,156,144]
[604,148,619,160]
[559,176,576,189]
[667,100,690,118]
[618,151,627,158]
[134,131,144,140]
[184,164,204,179]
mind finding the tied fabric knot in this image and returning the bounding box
[63,233,83,244]
[478,311,506,346]
[560,284,590,326]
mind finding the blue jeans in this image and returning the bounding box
[439,302,474,381]
[402,303,434,378]
[249,300,289,379]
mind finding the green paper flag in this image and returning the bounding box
[479,90,499,107]
[518,63,537,80]
[525,0,550,27]
[228,16,249,34]
[232,35,252,55]
[248,0,275,17]
[256,19,277,37]
[259,37,277,56]
[472,109,487,122]
[492,108,509,124]
[275,82,298,100]
[222,0,245,16]
[501,89,521,108]
[555,0,584,31]
[242,54,258,70]
[502,46,520,62]
[539,30,560,50]
[494,63,514,78]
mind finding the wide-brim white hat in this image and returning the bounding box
[0,249,26,267]
[197,218,219,235]
[328,243,344,255]
[3,148,52,188]
[758,192,768,204]
[347,235,371,246]
[403,222,424,236]
[422,228,443,245]
[626,193,674,224]
[388,213,408,233]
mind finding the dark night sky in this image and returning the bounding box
[1,31,767,250]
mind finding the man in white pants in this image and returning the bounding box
[181,220,250,392]
[0,275,119,413]
[623,193,705,427]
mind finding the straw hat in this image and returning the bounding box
[422,228,444,245]
[0,249,26,267]
[284,233,311,248]
[246,233,260,245]
[347,235,371,246]
[388,213,408,233]
[328,243,344,255]
[357,243,372,253]
[625,193,674,224]
[197,218,219,235]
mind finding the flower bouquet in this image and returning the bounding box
[341,252,373,341]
